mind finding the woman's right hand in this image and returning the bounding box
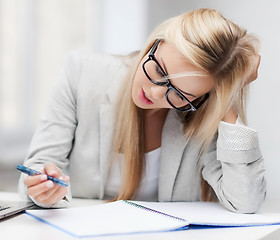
[24,162,70,205]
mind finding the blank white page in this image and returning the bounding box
[135,201,280,226]
[26,200,188,237]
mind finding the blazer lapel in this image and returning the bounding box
[99,103,115,198]
[158,110,186,201]
[98,64,128,198]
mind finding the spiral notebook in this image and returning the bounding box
[25,200,280,238]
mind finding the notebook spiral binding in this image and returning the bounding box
[122,200,186,222]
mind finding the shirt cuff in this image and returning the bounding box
[218,117,259,151]
[217,117,262,164]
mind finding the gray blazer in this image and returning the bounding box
[18,52,266,213]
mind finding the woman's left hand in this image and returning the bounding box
[247,54,261,84]
[221,107,238,124]
[222,54,261,124]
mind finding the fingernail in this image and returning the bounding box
[40,175,47,181]
[49,171,57,175]
[46,181,54,188]
[59,176,63,180]
[64,176,70,182]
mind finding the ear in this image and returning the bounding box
[246,54,261,84]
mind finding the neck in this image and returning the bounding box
[144,109,169,153]
[144,108,169,118]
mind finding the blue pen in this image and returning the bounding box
[17,164,69,187]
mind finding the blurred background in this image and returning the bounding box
[0,0,279,203]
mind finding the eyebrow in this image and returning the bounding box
[161,58,197,98]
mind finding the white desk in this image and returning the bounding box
[0,191,279,240]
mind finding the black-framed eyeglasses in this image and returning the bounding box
[142,39,209,112]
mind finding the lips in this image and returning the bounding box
[140,89,153,105]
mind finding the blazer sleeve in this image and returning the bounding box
[18,52,81,208]
[200,119,266,213]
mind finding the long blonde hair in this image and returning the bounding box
[112,8,260,201]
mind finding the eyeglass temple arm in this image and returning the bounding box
[149,40,161,57]
[194,93,209,110]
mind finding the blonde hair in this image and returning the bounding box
[112,8,260,201]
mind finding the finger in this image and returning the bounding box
[44,163,70,185]
[35,183,61,203]
[43,186,68,205]
[252,54,261,78]
[247,54,261,83]
[256,54,261,69]
[36,175,69,201]
[63,175,70,183]
[24,174,48,188]
[27,180,57,199]
[44,162,62,177]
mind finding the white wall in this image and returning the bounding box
[147,0,280,202]
[100,0,148,54]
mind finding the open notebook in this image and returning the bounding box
[25,200,280,238]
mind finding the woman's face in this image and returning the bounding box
[132,41,215,113]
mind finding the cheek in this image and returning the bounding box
[131,67,143,102]
[133,67,142,84]
[133,66,149,90]
[132,68,141,94]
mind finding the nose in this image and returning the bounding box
[150,85,167,100]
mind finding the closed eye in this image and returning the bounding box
[156,65,165,77]
[176,92,185,101]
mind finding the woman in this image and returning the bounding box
[18,8,265,213]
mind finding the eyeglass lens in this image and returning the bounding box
[144,60,192,110]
